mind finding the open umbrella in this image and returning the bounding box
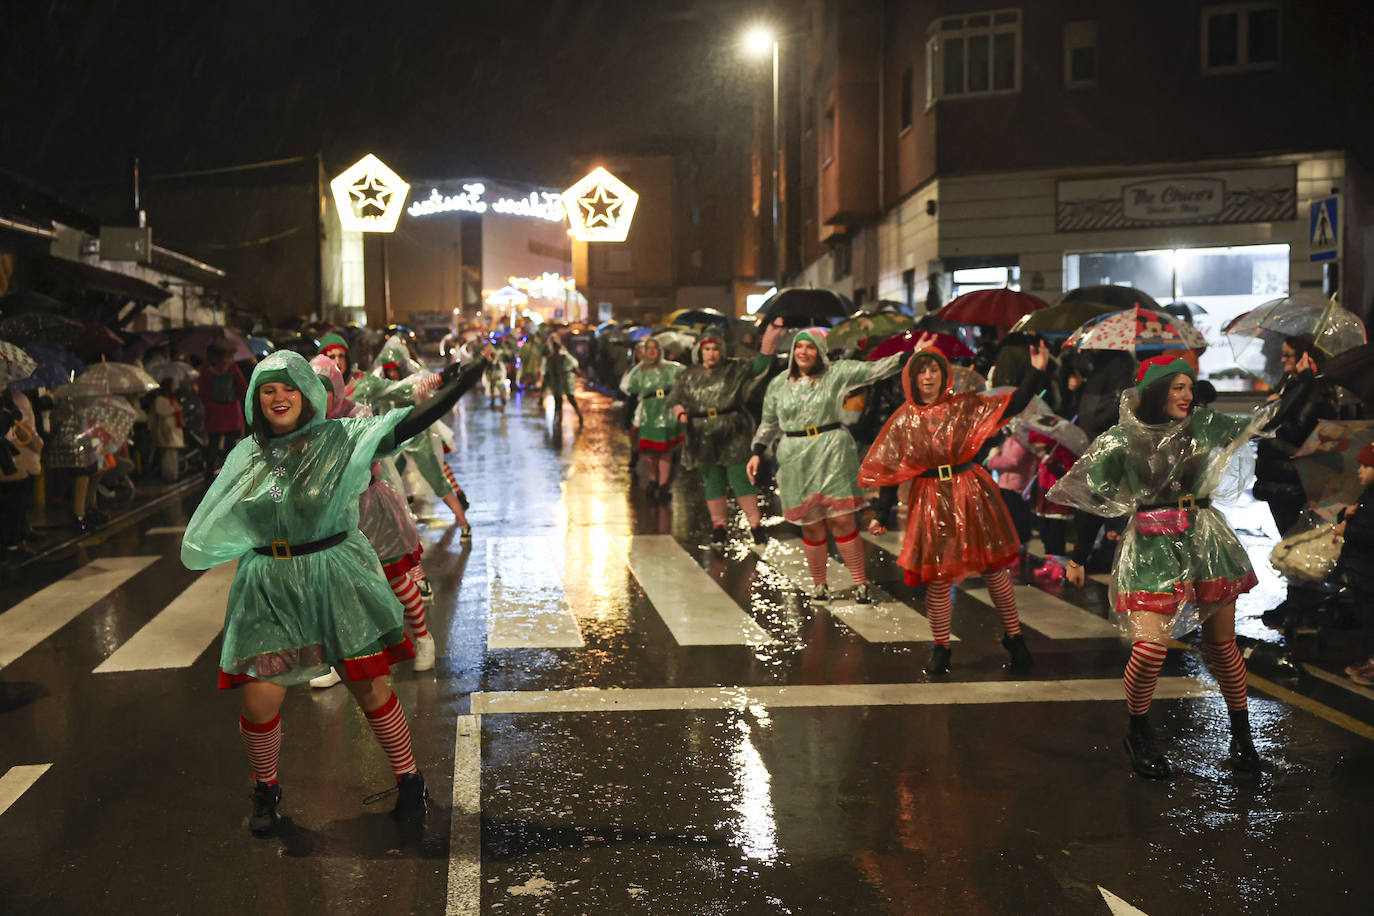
[1064,306,1207,355]
[0,312,83,347]
[56,361,159,397]
[9,344,83,391]
[756,288,852,328]
[865,330,973,361]
[829,312,914,352]
[143,358,198,386]
[1011,413,1090,459]
[665,307,729,329]
[52,395,139,465]
[1010,300,1117,338]
[175,325,255,362]
[71,323,125,362]
[121,330,168,362]
[1291,419,1374,521]
[1321,343,1374,406]
[625,325,653,341]
[1160,301,1207,323]
[1,339,38,386]
[1061,285,1161,312]
[934,289,1048,329]
[651,327,699,360]
[245,336,275,359]
[1225,295,1367,386]
[950,365,987,393]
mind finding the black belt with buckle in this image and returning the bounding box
[645,388,668,399]
[253,530,348,560]
[1138,496,1210,511]
[784,422,843,438]
[918,460,975,481]
[690,405,740,421]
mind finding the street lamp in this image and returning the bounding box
[743,25,782,289]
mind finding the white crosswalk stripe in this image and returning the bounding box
[628,535,774,645]
[962,584,1119,638]
[0,556,160,670]
[93,564,237,673]
[486,536,584,648]
[756,539,952,642]
[0,764,53,819]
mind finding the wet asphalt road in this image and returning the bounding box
[2,385,1373,915]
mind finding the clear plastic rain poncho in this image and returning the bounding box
[353,336,454,499]
[1048,388,1279,636]
[666,337,771,469]
[620,355,685,447]
[753,329,903,524]
[312,355,421,573]
[181,350,412,686]
[858,349,1022,583]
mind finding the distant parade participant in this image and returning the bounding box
[354,337,474,539]
[746,328,904,603]
[543,337,583,425]
[859,342,1050,675]
[668,319,781,540]
[621,337,685,500]
[181,348,489,836]
[1050,356,1277,778]
[318,332,363,396]
[482,337,509,410]
[518,332,545,390]
[307,355,436,683]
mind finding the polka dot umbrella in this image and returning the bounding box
[1063,306,1206,355]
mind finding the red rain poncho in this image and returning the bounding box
[858,350,1020,584]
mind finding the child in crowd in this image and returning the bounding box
[1334,443,1374,685]
[151,379,184,482]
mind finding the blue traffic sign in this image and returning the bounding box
[1309,195,1339,263]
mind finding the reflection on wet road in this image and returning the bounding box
[1,387,1372,914]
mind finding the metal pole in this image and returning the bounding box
[382,235,392,325]
[772,38,782,288]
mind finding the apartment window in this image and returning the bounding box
[1064,20,1097,87]
[925,9,1021,105]
[1202,3,1280,73]
[821,102,836,166]
[899,66,913,132]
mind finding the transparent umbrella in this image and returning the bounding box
[1226,296,1367,386]
[57,361,159,397]
[0,339,37,386]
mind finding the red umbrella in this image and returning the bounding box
[865,329,973,361]
[174,326,254,362]
[934,289,1049,329]
[71,322,124,361]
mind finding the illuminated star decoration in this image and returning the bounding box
[562,167,639,242]
[330,154,410,233]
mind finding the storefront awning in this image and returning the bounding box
[33,255,171,304]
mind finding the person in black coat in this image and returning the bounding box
[1334,444,1374,684]
[1253,334,1341,536]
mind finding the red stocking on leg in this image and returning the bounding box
[389,573,428,638]
[240,715,282,785]
[1203,639,1248,711]
[1124,641,1168,715]
[925,580,953,646]
[834,530,867,587]
[801,537,829,588]
[364,692,419,780]
[984,568,1021,637]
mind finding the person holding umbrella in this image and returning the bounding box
[1049,356,1278,779]
[747,328,906,603]
[181,348,490,836]
[668,319,782,540]
[859,343,1050,674]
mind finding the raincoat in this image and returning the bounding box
[753,329,903,525]
[312,355,422,577]
[858,349,1026,584]
[543,348,579,398]
[353,337,454,498]
[1048,392,1277,633]
[621,358,685,450]
[519,336,545,384]
[667,347,771,469]
[181,351,414,687]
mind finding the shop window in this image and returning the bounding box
[926,8,1021,106]
[899,66,913,132]
[1202,2,1280,74]
[951,265,1020,298]
[1064,20,1097,88]
[831,236,852,281]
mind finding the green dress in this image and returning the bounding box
[353,336,454,498]
[667,353,771,469]
[752,330,903,525]
[621,360,685,450]
[1049,394,1278,636]
[182,351,413,687]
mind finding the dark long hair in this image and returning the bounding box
[250,391,317,447]
[788,339,827,379]
[1134,373,1194,425]
[1286,333,1323,371]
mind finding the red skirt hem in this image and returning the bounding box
[902,545,1021,586]
[638,435,684,452]
[381,545,424,579]
[1113,570,1260,615]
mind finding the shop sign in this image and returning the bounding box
[1056,165,1295,232]
[562,167,639,243]
[331,154,410,233]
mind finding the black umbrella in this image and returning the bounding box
[756,288,852,328]
[1322,343,1374,406]
[1160,301,1206,323]
[0,311,83,347]
[0,290,76,318]
[1061,285,1161,312]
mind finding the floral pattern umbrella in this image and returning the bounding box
[1291,419,1374,521]
[0,338,38,386]
[1225,295,1366,386]
[1063,307,1207,355]
[829,312,915,351]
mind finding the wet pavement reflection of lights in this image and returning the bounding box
[729,714,779,865]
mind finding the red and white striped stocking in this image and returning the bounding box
[240,714,282,785]
[834,530,867,587]
[925,580,953,646]
[801,537,829,588]
[389,572,428,639]
[985,568,1021,637]
[363,692,418,779]
[1124,641,1168,715]
[1203,639,1248,711]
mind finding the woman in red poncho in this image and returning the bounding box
[859,345,1048,675]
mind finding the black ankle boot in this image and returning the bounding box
[711,526,728,544]
[1002,633,1033,674]
[394,771,430,819]
[1123,714,1171,779]
[925,644,952,675]
[645,482,659,500]
[249,781,282,836]
[1227,709,1262,773]
[751,526,767,545]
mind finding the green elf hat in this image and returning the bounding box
[1135,355,1195,393]
[318,332,349,354]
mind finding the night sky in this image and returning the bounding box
[2,0,771,206]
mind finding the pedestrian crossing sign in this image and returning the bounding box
[1309,195,1339,262]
